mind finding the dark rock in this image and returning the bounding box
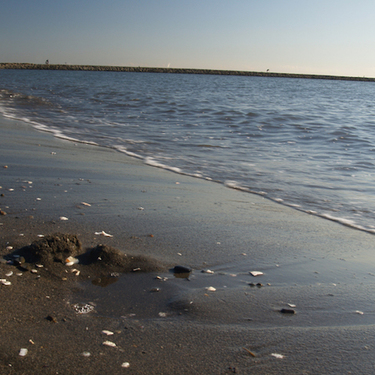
[280,308,296,314]
[171,265,192,274]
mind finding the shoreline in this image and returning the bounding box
[2,115,375,374]
[1,62,375,82]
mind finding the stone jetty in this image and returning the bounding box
[1,62,374,82]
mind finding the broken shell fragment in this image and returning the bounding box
[205,286,216,292]
[271,353,284,359]
[81,202,91,206]
[102,341,116,347]
[121,362,130,368]
[250,271,263,277]
[19,348,28,357]
[201,269,214,274]
[94,231,113,237]
[102,330,114,336]
[65,256,79,266]
[59,216,69,221]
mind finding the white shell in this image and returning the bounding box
[5,271,13,277]
[121,362,130,368]
[82,352,91,357]
[205,286,216,292]
[271,353,284,359]
[250,271,263,277]
[102,341,116,347]
[94,231,113,237]
[102,330,114,336]
[19,348,28,357]
[65,256,79,266]
[59,216,69,221]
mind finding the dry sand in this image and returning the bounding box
[1,116,375,374]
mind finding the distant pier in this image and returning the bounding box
[1,62,374,82]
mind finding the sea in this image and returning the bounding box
[1,69,375,234]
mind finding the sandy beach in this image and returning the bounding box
[1,115,375,374]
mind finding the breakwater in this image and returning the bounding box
[1,62,374,82]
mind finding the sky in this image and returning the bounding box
[1,0,375,77]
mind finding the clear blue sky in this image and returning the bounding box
[1,0,374,77]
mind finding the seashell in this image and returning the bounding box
[287,303,296,308]
[30,269,38,274]
[82,351,91,357]
[205,286,216,292]
[37,234,45,238]
[356,310,364,315]
[6,246,13,251]
[102,330,114,336]
[271,353,284,359]
[65,256,79,266]
[102,341,116,347]
[35,264,44,268]
[137,207,144,210]
[94,231,113,237]
[59,216,69,221]
[71,269,80,276]
[121,362,130,368]
[81,202,91,206]
[1,280,11,286]
[158,312,167,317]
[201,269,214,274]
[250,271,263,277]
[19,348,28,357]
[5,271,13,277]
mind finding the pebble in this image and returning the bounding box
[172,265,192,274]
[280,308,295,314]
[121,362,130,368]
[82,352,91,357]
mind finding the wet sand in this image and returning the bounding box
[1,116,375,374]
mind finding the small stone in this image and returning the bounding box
[121,362,130,368]
[150,287,160,293]
[172,265,192,274]
[0,210,7,216]
[280,308,295,314]
[82,352,91,357]
[46,315,58,323]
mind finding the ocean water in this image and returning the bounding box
[1,69,375,233]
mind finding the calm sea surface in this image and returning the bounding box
[1,69,375,233]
